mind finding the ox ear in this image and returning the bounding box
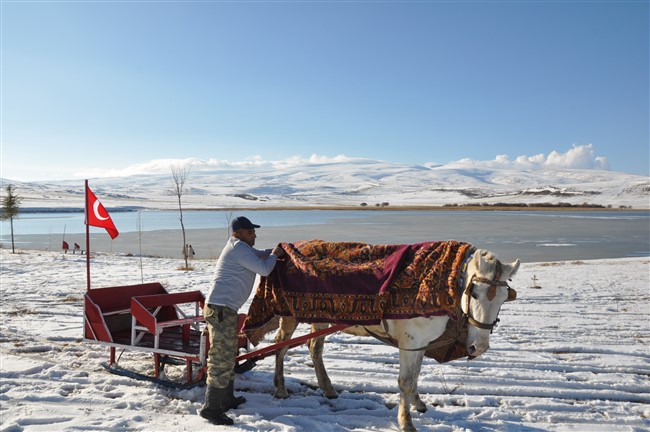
[504,259,520,278]
[473,249,492,273]
[504,259,520,302]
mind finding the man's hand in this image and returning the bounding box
[272,245,285,258]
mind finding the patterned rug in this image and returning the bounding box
[244,240,474,342]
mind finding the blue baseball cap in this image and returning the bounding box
[231,216,261,232]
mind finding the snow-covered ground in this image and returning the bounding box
[1,248,648,432]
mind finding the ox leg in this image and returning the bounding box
[397,350,421,432]
[273,317,298,399]
[411,351,427,413]
[308,324,338,399]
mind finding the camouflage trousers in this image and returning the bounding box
[204,304,238,388]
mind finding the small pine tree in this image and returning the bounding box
[1,184,23,253]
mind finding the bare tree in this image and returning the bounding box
[171,164,191,269]
[1,184,22,253]
[224,209,234,240]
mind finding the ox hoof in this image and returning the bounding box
[273,390,289,399]
[324,391,339,399]
[400,424,417,432]
[414,400,427,413]
[412,394,427,413]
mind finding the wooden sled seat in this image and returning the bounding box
[84,282,170,344]
[130,290,205,350]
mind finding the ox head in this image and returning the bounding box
[462,249,520,358]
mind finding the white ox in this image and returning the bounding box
[271,249,520,432]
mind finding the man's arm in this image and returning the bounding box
[253,244,286,259]
[237,244,279,276]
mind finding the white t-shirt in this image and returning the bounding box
[206,237,278,311]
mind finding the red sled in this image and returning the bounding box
[83,282,346,388]
[83,282,249,388]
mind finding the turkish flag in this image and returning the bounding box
[85,186,119,239]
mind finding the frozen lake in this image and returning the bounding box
[2,209,648,263]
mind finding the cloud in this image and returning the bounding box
[544,144,609,170]
[448,144,609,171]
[74,154,368,178]
[75,146,609,179]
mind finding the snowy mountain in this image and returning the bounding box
[3,158,649,210]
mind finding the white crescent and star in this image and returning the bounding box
[93,200,110,221]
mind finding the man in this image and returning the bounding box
[200,216,284,426]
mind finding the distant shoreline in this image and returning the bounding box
[187,205,648,212]
[14,205,650,213]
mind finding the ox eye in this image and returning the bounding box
[471,291,480,300]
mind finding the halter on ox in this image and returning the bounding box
[461,256,518,334]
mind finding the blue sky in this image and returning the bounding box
[2,0,648,181]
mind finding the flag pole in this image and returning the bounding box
[85,179,91,291]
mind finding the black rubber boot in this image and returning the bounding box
[226,380,246,410]
[199,386,234,426]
